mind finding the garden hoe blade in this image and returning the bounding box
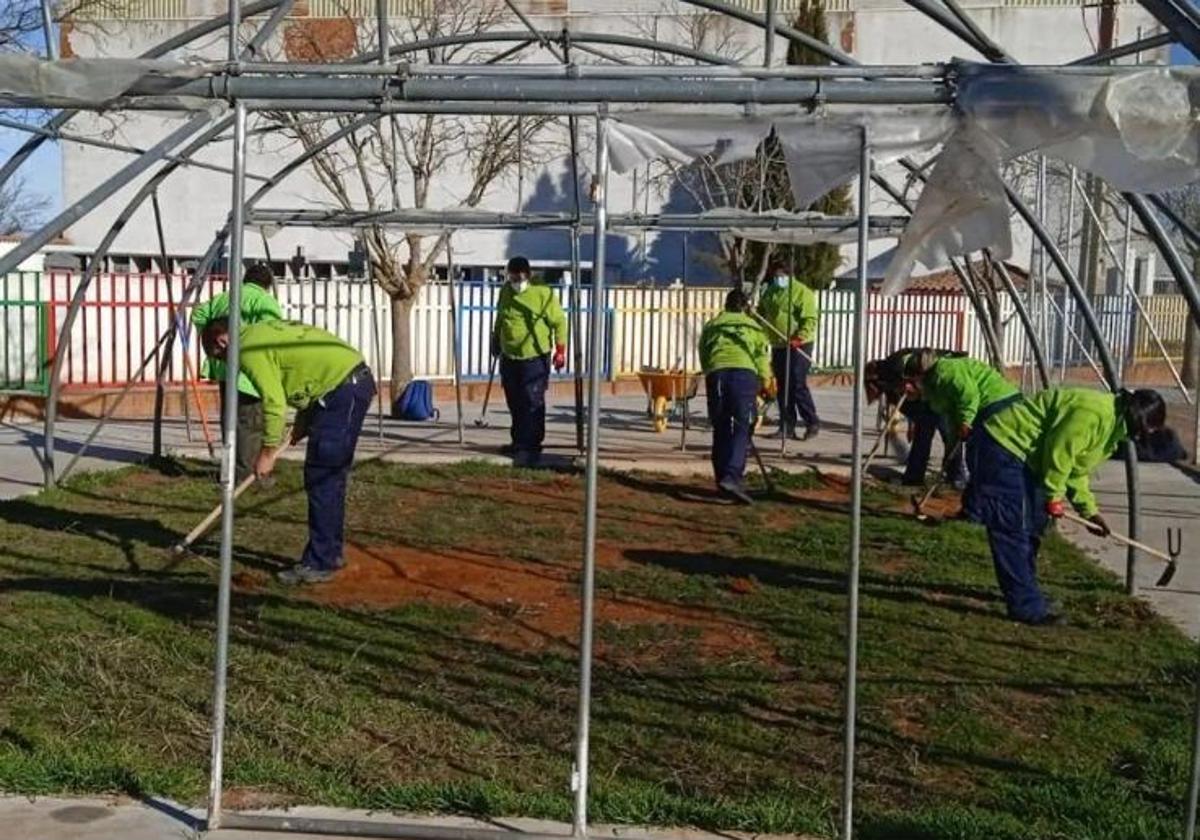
[1155,528,1183,587]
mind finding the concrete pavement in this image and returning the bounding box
[0,795,819,840]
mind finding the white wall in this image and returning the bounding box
[57,0,1168,280]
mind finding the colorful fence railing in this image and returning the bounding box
[0,272,1186,394]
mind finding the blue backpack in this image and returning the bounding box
[392,380,439,421]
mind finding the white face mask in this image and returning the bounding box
[773,275,789,288]
[513,279,530,293]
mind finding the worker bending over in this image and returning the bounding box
[492,256,568,467]
[757,258,820,440]
[864,347,966,486]
[700,288,772,505]
[192,263,282,481]
[965,387,1166,625]
[904,350,1021,486]
[201,318,375,585]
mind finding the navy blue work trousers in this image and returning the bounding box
[300,365,374,571]
[771,344,818,431]
[901,400,962,484]
[706,368,759,486]
[501,355,550,456]
[962,426,1051,623]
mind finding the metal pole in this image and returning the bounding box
[764,0,776,67]
[368,256,385,443]
[206,97,247,832]
[680,261,689,452]
[840,127,871,840]
[448,238,465,447]
[990,254,1049,388]
[40,0,56,60]
[1062,167,1077,381]
[572,114,608,839]
[570,227,585,454]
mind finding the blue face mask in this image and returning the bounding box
[773,275,789,288]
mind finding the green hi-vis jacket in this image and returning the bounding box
[238,320,365,447]
[756,278,819,347]
[191,285,284,398]
[923,356,1020,444]
[984,388,1129,518]
[698,312,772,385]
[494,283,569,361]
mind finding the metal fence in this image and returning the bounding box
[5,273,1190,393]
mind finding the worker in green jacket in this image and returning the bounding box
[201,317,375,585]
[964,387,1166,625]
[904,351,1022,487]
[491,256,568,467]
[192,263,283,481]
[757,258,820,440]
[700,288,773,505]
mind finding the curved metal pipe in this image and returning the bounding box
[0,0,287,191]
[1136,194,1200,331]
[40,0,296,486]
[991,255,1051,387]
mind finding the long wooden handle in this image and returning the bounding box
[863,393,906,474]
[179,472,257,548]
[178,431,292,549]
[1061,511,1172,562]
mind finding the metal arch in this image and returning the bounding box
[1136,0,1200,59]
[381,29,737,66]
[0,0,288,192]
[40,0,299,487]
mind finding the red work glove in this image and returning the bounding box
[1046,499,1065,519]
[552,343,566,371]
[958,423,971,441]
[789,336,805,350]
[1086,512,1111,537]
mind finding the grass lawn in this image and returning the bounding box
[0,458,1193,840]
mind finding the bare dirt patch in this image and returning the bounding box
[271,543,775,665]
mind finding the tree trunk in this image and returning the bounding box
[390,294,415,400]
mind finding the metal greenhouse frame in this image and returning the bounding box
[3,1,1200,839]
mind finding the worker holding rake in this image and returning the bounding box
[699,288,772,505]
[201,318,375,585]
[865,347,968,486]
[492,256,568,468]
[192,263,283,482]
[902,350,1021,488]
[757,258,820,441]
[962,387,1166,625]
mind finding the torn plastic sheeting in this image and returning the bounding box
[607,113,774,174]
[881,125,1012,295]
[957,63,1200,194]
[774,106,954,207]
[0,55,214,109]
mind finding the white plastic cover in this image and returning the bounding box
[0,55,212,109]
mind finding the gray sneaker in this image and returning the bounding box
[718,479,754,505]
[277,564,336,585]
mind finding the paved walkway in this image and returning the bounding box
[1,795,818,840]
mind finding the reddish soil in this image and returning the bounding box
[246,542,774,665]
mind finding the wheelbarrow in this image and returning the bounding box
[637,367,701,433]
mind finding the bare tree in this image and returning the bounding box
[0,176,49,235]
[265,0,557,396]
[1,0,117,53]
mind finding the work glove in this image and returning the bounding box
[958,423,971,441]
[789,336,805,350]
[1046,499,1066,519]
[1086,512,1111,537]
[552,344,567,371]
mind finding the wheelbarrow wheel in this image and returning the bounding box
[652,395,669,433]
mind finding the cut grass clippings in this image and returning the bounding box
[0,459,1193,840]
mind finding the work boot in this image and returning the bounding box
[718,479,754,505]
[802,424,820,441]
[513,449,541,469]
[277,563,336,585]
